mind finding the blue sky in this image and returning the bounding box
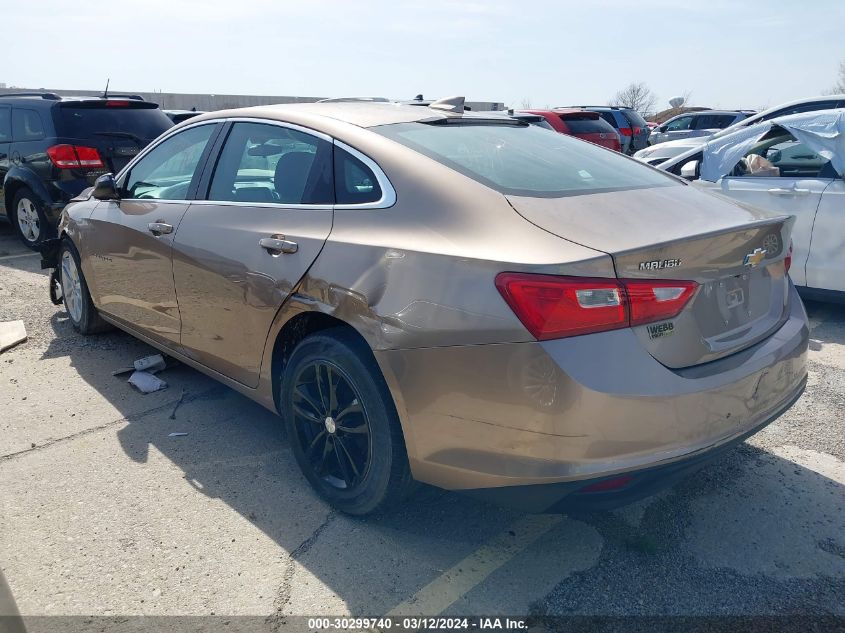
[4,0,844,111]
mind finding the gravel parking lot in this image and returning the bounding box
[1,222,843,625]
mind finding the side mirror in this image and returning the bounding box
[92,173,119,200]
[680,159,700,180]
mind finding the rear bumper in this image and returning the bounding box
[462,378,804,512]
[375,284,809,501]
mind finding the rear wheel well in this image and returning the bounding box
[271,312,370,412]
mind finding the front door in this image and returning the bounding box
[806,178,845,291]
[84,123,219,346]
[0,106,10,217]
[172,121,335,387]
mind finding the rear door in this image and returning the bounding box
[54,100,173,182]
[805,178,845,291]
[171,120,336,387]
[85,122,220,346]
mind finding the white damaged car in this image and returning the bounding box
[659,109,845,303]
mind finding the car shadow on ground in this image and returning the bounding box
[29,268,845,615]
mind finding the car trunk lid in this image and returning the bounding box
[507,185,794,368]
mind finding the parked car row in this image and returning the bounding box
[635,94,845,163]
[0,92,173,247]
[648,109,754,146]
[39,96,809,515]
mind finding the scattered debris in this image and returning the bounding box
[0,320,27,353]
[128,371,168,394]
[134,354,167,373]
[169,389,187,420]
[168,432,188,437]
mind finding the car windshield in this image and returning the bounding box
[373,120,677,197]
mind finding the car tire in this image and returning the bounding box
[281,328,415,515]
[58,239,111,335]
[12,188,50,250]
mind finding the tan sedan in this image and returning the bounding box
[42,100,808,514]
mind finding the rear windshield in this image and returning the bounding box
[621,109,648,127]
[561,116,616,134]
[373,121,678,197]
[56,103,173,142]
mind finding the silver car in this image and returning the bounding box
[649,110,752,146]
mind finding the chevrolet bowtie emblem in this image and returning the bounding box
[743,248,767,268]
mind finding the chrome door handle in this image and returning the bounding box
[259,236,298,254]
[768,187,810,196]
[148,222,173,235]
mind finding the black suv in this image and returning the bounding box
[0,93,173,248]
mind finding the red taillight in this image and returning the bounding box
[625,279,699,326]
[495,274,627,340]
[47,144,104,169]
[618,127,633,136]
[495,273,698,340]
[633,127,642,135]
[785,241,793,274]
[106,100,130,107]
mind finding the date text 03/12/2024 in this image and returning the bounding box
[306,617,528,630]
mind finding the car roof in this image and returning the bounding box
[730,94,845,129]
[187,101,503,129]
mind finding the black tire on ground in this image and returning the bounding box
[58,239,112,335]
[11,187,51,250]
[281,328,415,515]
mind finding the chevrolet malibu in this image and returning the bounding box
[41,100,809,515]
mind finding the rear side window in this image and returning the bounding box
[208,122,333,205]
[621,109,648,127]
[334,146,382,204]
[374,121,677,198]
[597,111,618,129]
[560,116,615,134]
[12,109,45,141]
[695,114,737,129]
[56,104,172,143]
[0,107,10,142]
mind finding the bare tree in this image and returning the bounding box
[519,97,533,109]
[610,82,657,115]
[832,60,845,94]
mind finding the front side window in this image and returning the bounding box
[665,116,693,132]
[374,121,678,197]
[122,124,215,200]
[12,109,45,141]
[207,122,333,204]
[735,131,832,179]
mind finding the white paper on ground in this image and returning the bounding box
[0,320,27,353]
[128,370,168,393]
[133,354,167,373]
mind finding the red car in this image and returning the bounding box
[519,109,622,151]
